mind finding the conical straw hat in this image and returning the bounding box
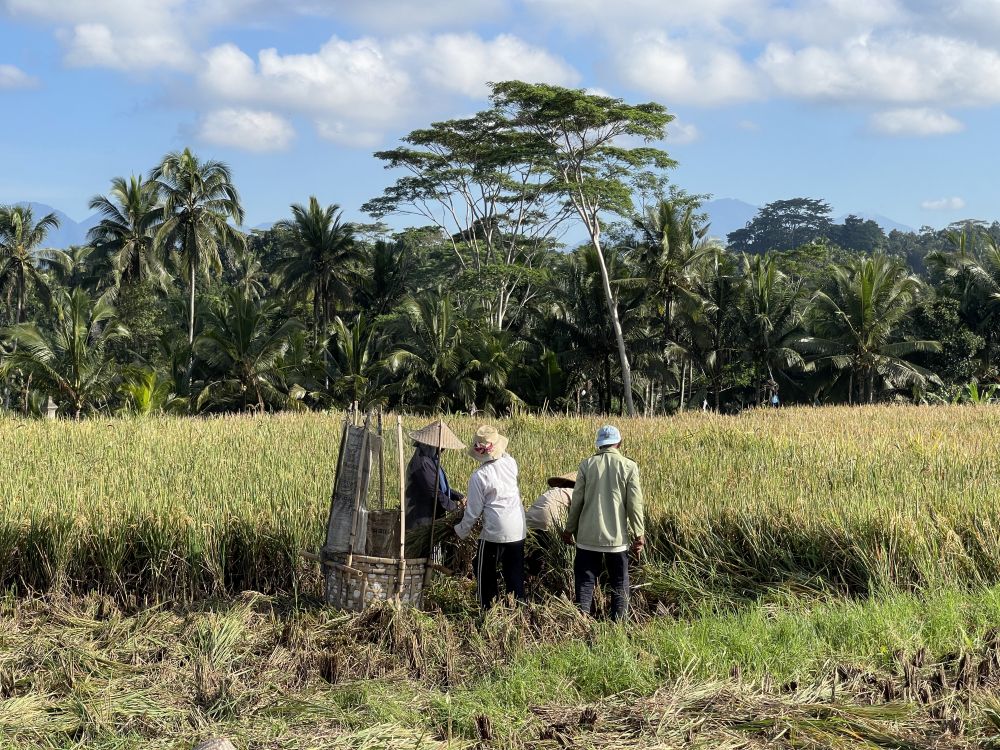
[547,472,578,488]
[408,419,466,450]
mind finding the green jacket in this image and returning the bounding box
[565,447,644,550]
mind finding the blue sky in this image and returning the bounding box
[1,0,997,230]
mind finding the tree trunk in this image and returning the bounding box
[589,234,637,417]
[186,260,197,387]
[603,356,612,414]
[16,271,24,324]
[679,363,686,413]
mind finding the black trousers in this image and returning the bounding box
[474,539,525,609]
[574,548,630,621]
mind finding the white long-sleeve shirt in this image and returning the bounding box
[454,453,526,543]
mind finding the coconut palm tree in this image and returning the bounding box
[87,175,166,290]
[739,254,809,403]
[803,254,941,403]
[151,149,245,349]
[2,288,128,417]
[926,232,1000,376]
[325,313,388,408]
[674,248,741,410]
[194,289,303,412]
[388,288,477,412]
[41,245,103,292]
[274,197,358,339]
[628,197,715,411]
[631,197,712,342]
[0,204,59,323]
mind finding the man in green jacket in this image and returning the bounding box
[561,425,644,621]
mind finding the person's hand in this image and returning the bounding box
[561,530,575,545]
[631,536,645,555]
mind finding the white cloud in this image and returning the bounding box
[617,32,760,105]
[321,0,508,31]
[418,33,579,97]
[315,120,383,148]
[0,63,37,89]
[921,196,966,211]
[737,119,759,131]
[198,32,577,143]
[200,38,413,130]
[759,34,1000,105]
[62,22,194,71]
[197,108,295,151]
[668,119,700,144]
[870,107,964,136]
[5,0,196,71]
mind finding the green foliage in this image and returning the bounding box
[3,288,128,417]
[0,204,59,323]
[273,197,358,336]
[5,95,1000,413]
[727,198,834,254]
[802,254,941,403]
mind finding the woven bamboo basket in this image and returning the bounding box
[323,550,427,612]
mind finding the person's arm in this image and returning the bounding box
[562,461,586,542]
[447,482,465,505]
[454,472,484,539]
[625,463,645,551]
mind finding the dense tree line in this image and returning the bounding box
[0,82,998,418]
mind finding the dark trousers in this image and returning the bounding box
[474,539,525,609]
[574,548,630,621]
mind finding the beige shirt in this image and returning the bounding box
[525,487,572,531]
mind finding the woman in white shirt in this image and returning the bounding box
[454,425,526,608]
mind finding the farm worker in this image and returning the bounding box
[525,472,577,531]
[404,420,466,531]
[562,425,644,621]
[455,425,526,609]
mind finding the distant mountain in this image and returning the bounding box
[17,202,100,249]
[702,198,758,241]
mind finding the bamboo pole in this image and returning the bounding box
[395,415,407,598]
[345,413,371,569]
[377,408,386,511]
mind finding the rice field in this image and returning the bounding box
[3,406,1000,601]
[7,405,1000,749]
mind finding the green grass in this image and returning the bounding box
[5,587,1000,748]
[3,406,1000,599]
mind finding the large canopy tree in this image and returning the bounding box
[727,198,834,254]
[491,81,675,415]
[364,111,573,330]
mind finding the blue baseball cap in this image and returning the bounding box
[595,424,622,448]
